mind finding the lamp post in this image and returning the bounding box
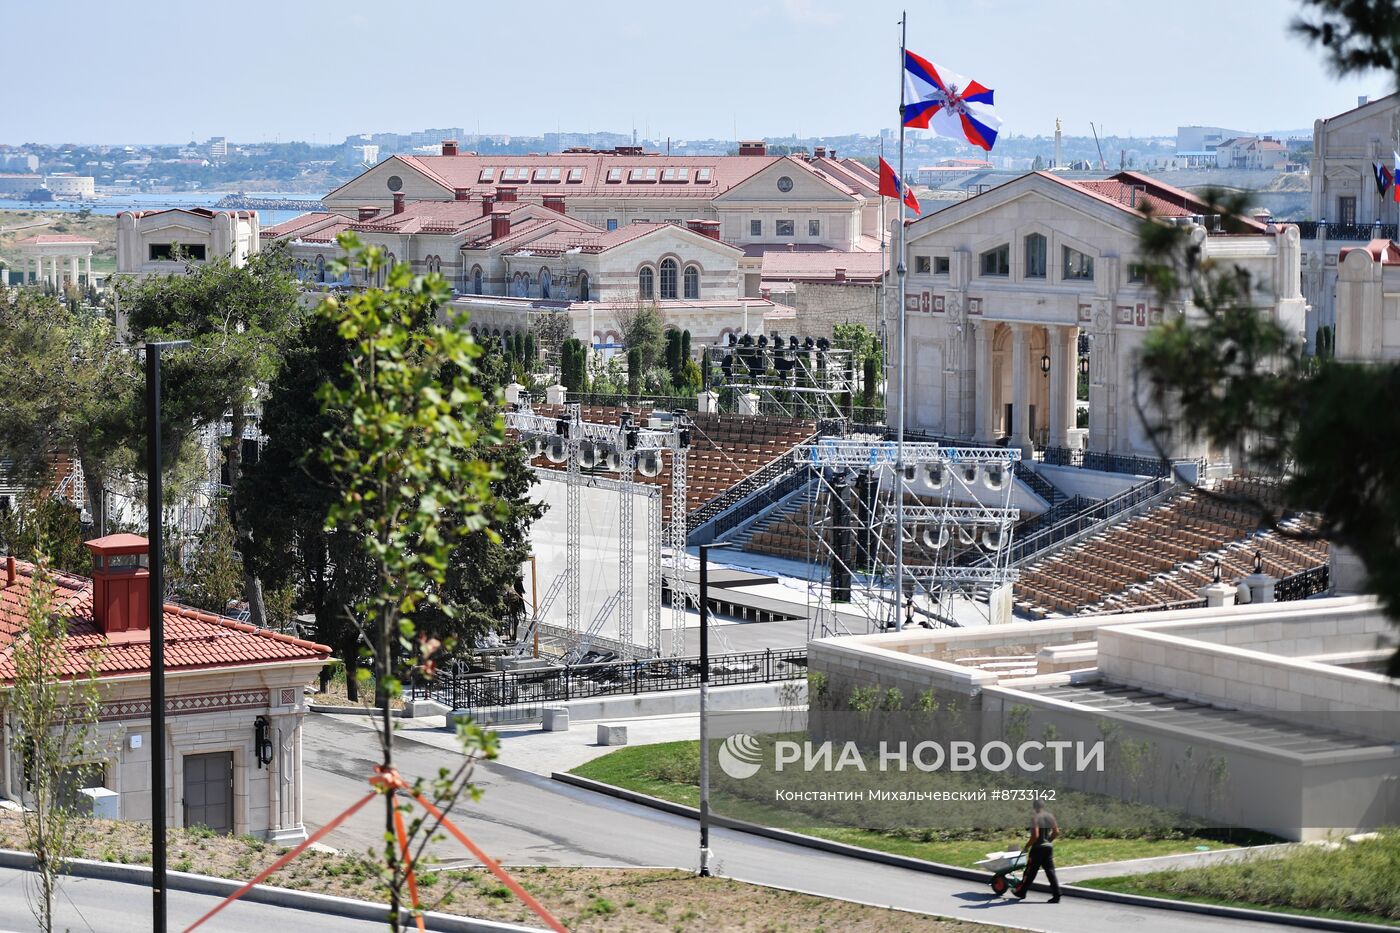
[146,339,188,933]
[697,540,731,878]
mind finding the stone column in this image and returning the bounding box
[70,255,80,288]
[1010,323,1032,455]
[85,253,92,285]
[973,321,995,443]
[1049,325,1079,448]
[30,256,39,284]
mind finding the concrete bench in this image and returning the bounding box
[596,723,628,746]
[541,707,570,732]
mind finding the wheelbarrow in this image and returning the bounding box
[974,849,1026,896]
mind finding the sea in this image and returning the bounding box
[0,191,321,227]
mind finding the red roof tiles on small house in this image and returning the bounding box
[0,541,329,682]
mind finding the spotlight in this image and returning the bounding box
[545,436,568,464]
[957,525,977,547]
[981,528,1006,551]
[727,332,737,347]
[926,463,946,489]
[920,525,949,549]
[903,463,919,483]
[602,449,622,472]
[959,463,981,485]
[525,435,546,458]
[578,440,601,469]
[984,464,1007,490]
[637,450,662,477]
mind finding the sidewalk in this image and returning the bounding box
[319,708,705,775]
[1055,842,1301,882]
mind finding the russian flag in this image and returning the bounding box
[879,157,920,216]
[902,49,1001,152]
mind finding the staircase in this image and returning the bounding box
[1014,462,1067,507]
[732,485,820,560]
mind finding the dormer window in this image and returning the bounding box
[606,167,623,183]
[660,167,690,183]
[566,167,584,183]
[532,167,562,183]
[628,167,658,183]
[500,167,530,182]
[479,167,496,183]
[695,167,713,183]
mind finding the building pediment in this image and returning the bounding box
[715,158,857,204]
[907,177,1143,247]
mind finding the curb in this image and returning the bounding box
[309,703,406,718]
[0,849,540,933]
[550,772,1395,933]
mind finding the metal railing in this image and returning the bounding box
[1041,446,1179,478]
[1292,221,1399,242]
[566,391,700,412]
[1275,563,1330,601]
[1010,475,1176,565]
[409,647,807,720]
[1013,462,1061,504]
[711,466,813,540]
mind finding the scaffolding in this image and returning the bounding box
[798,437,1021,639]
[507,403,690,659]
[701,335,858,422]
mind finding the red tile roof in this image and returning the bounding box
[507,220,743,257]
[14,234,99,246]
[760,249,885,283]
[0,560,330,681]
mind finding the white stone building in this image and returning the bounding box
[43,174,96,199]
[319,140,884,296]
[115,207,261,279]
[890,171,1306,460]
[1303,93,1400,341]
[1332,238,1400,361]
[0,537,329,841]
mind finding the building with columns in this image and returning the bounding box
[0,537,329,841]
[890,171,1306,461]
[1332,237,1400,361]
[14,233,97,288]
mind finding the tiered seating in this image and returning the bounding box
[520,405,815,524]
[1014,480,1315,617]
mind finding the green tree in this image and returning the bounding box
[861,355,879,409]
[0,494,88,576]
[168,509,243,615]
[0,288,139,538]
[120,245,304,629]
[316,234,502,928]
[8,554,102,933]
[616,301,666,373]
[627,347,641,396]
[529,310,571,369]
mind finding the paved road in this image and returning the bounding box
[0,867,414,933]
[303,713,1305,932]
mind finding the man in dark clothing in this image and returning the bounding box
[1014,799,1061,902]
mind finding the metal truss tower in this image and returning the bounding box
[701,339,858,422]
[668,445,690,657]
[799,437,1021,639]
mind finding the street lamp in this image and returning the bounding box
[697,540,732,878]
[146,339,189,933]
[1039,353,1050,378]
[1079,355,1090,377]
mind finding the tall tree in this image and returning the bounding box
[119,246,303,627]
[8,554,102,933]
[316,235,502,928]
[0,288,139,538]
[615,301,666,373]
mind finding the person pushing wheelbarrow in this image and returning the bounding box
[1014,799,1060,902]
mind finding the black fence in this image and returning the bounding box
[1293,221,1399,241]
[1041,446,1176,478]
[565,391,700,412]
[686,438,816,533]
[709,466,812,539]
[410,648,808,720]
[1275,563,1330,601]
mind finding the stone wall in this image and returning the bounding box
[779,282,881,338]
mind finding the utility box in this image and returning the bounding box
[80,786,119,820]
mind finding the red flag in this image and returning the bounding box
[879,156,921,216]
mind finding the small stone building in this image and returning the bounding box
[0,534,329,842]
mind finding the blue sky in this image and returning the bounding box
[5,0,1386,145]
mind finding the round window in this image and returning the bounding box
[386,175,403,192]
[776,176,793,193]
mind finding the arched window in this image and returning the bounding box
[578,272,590,301]
[659,258,678,299]
[683,264,700,299]
[638,266,655,299]
[472,266,483,295]
[540,268,552,299]
[315,255,326,283]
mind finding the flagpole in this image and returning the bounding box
[894,10,908,632]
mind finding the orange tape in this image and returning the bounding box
[412,791,569,933]
[393,801,427,933]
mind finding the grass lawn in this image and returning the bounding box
[1079,830,1400,926]
[0,811,1009,933]
[571,740,1246,869]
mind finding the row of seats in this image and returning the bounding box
[1014,484,1295,616]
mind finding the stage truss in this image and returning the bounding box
[507,402,691,660]
[701,335,857,421]
[798,437,1021,639]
